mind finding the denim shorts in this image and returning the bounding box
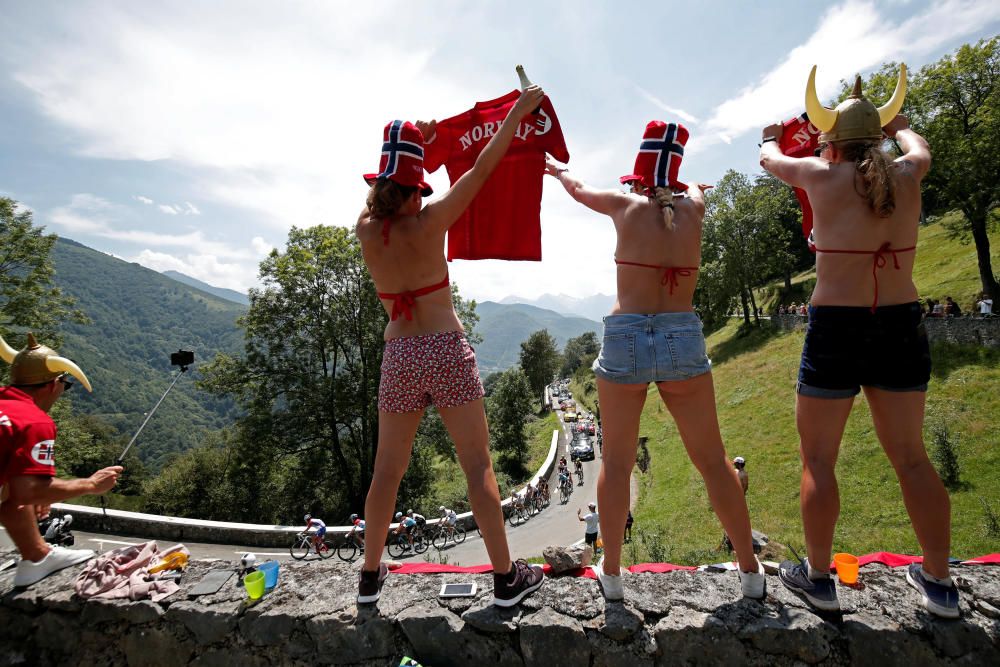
[797,301,931,399]
[592,312,712,384]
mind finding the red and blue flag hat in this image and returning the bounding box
[620,120,689,191]
[363,120,433,196]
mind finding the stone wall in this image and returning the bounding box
[770,314,1000,347]
[2,551,997,666]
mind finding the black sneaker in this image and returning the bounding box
[491,559,544,607]
[778,559,839,611]
[906,563,960,619]
[357,562,388,604]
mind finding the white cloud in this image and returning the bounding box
[158,204,178,215]
[135,195,154,205]
[703,0,1000,145]
[134,249,255,291]
[632,85,700,124]
[251,236,273,255]
[184,202,200,215]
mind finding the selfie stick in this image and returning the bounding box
[116,358,191,464]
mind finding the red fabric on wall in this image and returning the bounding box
[423,90,569,261]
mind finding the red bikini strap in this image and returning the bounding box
[615,259,698,295]
[377,274,451,321]
[814,243,916,312]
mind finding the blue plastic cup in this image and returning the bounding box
[258,560,279,590]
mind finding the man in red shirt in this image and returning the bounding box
[1,333,122,586]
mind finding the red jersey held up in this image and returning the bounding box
[779,113,821,247]
[424,90,570,261]
[0,386,58,487]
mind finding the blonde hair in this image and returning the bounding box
[653,187,676,230]
[366,179,417,219]
[838,140,896,218]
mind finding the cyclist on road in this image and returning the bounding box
[537,478,550,503]
[439,506,458,537]
[574,458,584,484]
[304,514,326,553]
[407,509,426,539]
[348,514,366,551]
[558,456,568,474]
[558,469,572,496]
[393,511,416,549]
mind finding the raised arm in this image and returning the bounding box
[546,156,630,216]
[758,122,826,188]
[885,115,931,181]
[6,466,122,506]
[422,86,546,233]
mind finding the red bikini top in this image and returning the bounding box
[377,273,451,322]
[813,242,916,313]
[615,259,699,295]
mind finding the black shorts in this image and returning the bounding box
[797,302,931,399]
[585,531,599,545]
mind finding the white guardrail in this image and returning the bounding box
[52,429,562,548]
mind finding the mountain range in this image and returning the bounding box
[162,270,249,305]
[499,292,615,322]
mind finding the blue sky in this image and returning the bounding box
[2,1,999,302]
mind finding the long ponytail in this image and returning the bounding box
[841,141,896,218]
[653,187,676,230]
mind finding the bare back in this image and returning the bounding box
[805,157,922,307]
[356,209,462,340]
[611,194,704,314]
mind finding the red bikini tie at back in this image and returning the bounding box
[614,259,698,295]
[377,274,451,322]
[813,242,916,313]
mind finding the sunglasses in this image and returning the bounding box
[58,376,74,391]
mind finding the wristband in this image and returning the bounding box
[758,136,778,147]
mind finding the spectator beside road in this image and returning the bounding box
[798,303,808,317]
[625,510,634,543]
[945,296,962,317]
[932,300,945,317]
[977,293,994,318]
[578,503,600,550]
[733,457,748,495]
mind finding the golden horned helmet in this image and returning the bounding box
[805,64,907,143]
[0,332,92,392]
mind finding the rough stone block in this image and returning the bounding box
[543,544,594,574]
[123,626,195,667]
[520,606,590,664]
[166,599,239,646]
[653,609,746,665]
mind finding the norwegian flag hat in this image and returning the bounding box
[363,120,433,196]
[622,120,689,191]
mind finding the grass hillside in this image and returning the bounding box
[52,238,246,470]
[625,215,1000,564]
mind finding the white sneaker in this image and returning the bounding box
[592,558,625,601]
[14,546,95,587]
[739,557,766,600]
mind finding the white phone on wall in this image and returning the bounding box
[439,582,477,598]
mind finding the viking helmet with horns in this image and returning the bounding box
[805,64,907,143]
[0,333,92,392]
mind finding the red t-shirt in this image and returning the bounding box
[0,387,58,487]
[779,114,821,247]
[424,90,570,261]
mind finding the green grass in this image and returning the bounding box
[524,410,560,476]
[627,321,1000,565]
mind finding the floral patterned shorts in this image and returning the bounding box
[379,331,485,413]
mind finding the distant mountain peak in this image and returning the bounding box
[162,270,250,306]
[496,292,615,321]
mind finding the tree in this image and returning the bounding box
[452,283,482,345]
[198,225,388,521]
[560,331,600,377]
[0,197,86,356]
[486,368,534,469]
[518,329,560,409]
[909,39,1000,301]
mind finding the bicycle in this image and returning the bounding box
[506,503,530,526]
[387,530,429,558]
[336,534,365,562]
[290,531,333,560]
[558,480,573,504]
[432,523,467,549]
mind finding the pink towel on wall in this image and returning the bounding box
[74,541,189,602]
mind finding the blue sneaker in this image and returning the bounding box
[778,559,839,611]
[906,563,960,619]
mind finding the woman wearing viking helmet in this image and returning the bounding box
[760,67,959,618]
[545,121,765,602]
[0,333,122,586]
[354,86,547,607]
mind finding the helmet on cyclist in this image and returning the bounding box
[406,509,413,515]
[349,513,358,522]
[303,514,311,522]
[240,552,257,569]
[394,511,403,519]
[439,506,446,512]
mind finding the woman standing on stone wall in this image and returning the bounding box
[760,66,959,618]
